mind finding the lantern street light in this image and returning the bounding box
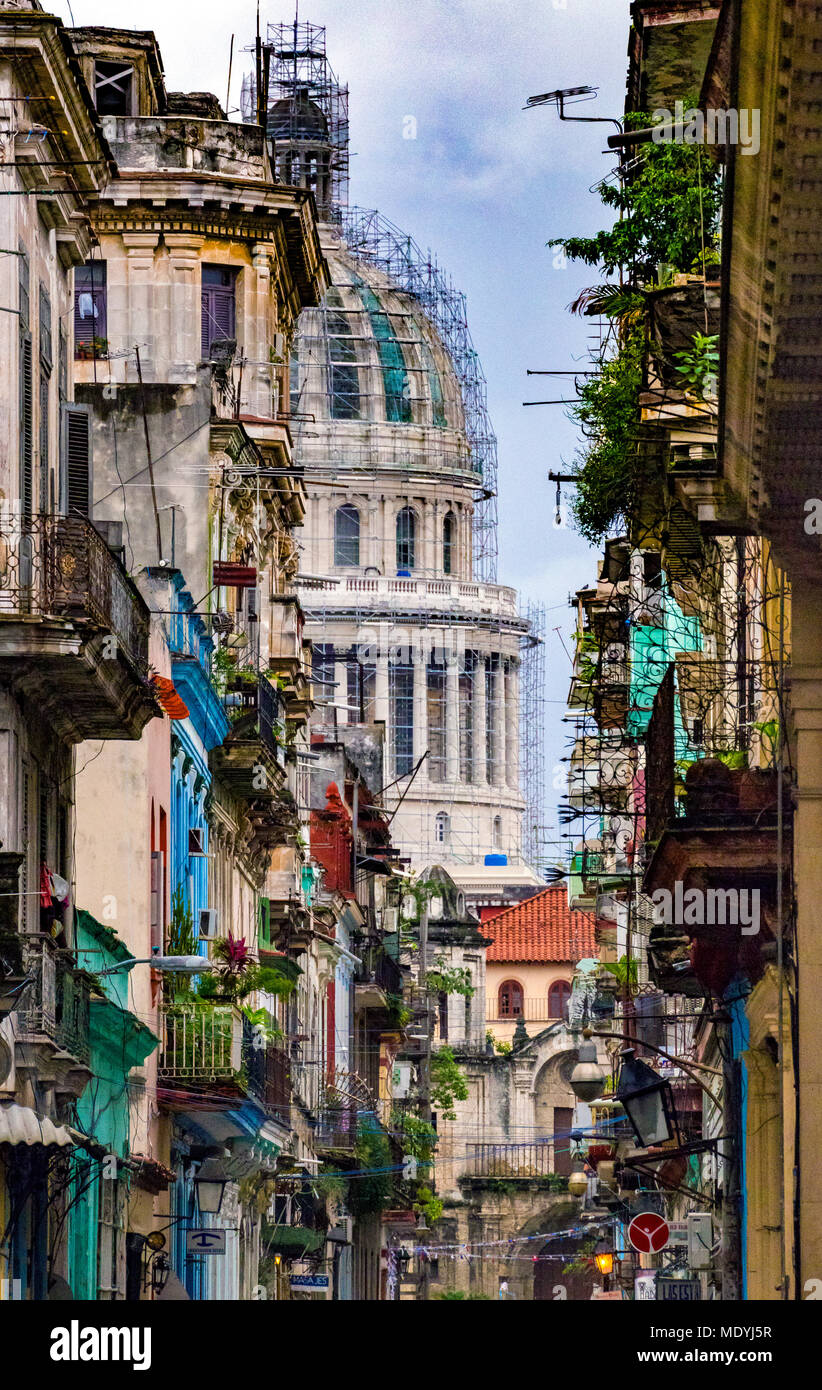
[569,1039,608,1103]
[593,1236,614,1278]
[194,1156,228,1215]
[615,1049,679,1149]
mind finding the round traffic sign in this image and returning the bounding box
[628,1212,670,1254]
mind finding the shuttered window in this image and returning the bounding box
[61,403,92,517]
[201,265,237,358]
[74,262,107,354]
[20,334,33,522]
[39,375,50,513]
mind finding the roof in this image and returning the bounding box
[484,886,596,963]
[0,1105,74,1151]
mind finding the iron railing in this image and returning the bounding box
[0,513,150,675]
[221,675,283,761]
[465,1143,563,1179]
[487,999,566,1024]
[242,1017,290,1119]
[17,936,91,1066]
[157,1004,242,1082]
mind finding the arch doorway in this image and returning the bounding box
[533,1233,595,1301]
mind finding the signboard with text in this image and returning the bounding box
[185,1229,226,1255]
[658,1277,702,1301]
[290,1274,330,1290]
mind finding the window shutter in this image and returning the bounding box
[201,268,237,358]
[39,375,50,513]
[150,851,164,952]
[20,334,33,521]
[61,403,92,518]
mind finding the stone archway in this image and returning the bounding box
[533,1050,579,1176]
[533,1232,595,1301]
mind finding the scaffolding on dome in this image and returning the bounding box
[241,20,350,217]
[520,599,548,876]
[339,206,500,584]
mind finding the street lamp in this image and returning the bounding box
[615,1049,679,1148]
[96,953,217,979]
[569,1039,608,1103]
[194,1156,228,1215]
[593,1236,614,1278]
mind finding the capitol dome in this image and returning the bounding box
[290,235,472,481]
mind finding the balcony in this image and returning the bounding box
[157,1004,242,1088]
[211,674,287,800]
[463,1143,569,1184]
[99,115,267,181]
[488,999,564,1025]
[0,513,156,741]
[14,936,92,1099]
[241,1017,290,1123]
[355,941,405,1009]
[295,574,524,626]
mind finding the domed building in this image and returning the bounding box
[258,21,543,904]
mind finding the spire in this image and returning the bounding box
[253,18,350,221]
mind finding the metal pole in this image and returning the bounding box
[134,345,164,565]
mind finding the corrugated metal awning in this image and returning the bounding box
[0,1104,75,1150]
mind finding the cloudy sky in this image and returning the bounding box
[59,0,629,856]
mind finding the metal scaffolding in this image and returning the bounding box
[520,600,547,875]
[339,206,500,584]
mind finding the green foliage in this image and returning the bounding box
[426,958,475,999]
[570,323,645,543]
[600,956,638,988]
[386,993,412,1027]
[392,1111,438,1169]
[196,962,296,1005]
[413,1186,443,1226]
[432,1291,493,1300]
[430,1046,469,1121]
[240,1005,284,1043]
[349,1122,393,1216]
[486,1030,512,1055]
[549,112,723,279]
[674,332,719,399]
[165,887,197,998]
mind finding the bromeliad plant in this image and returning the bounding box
[195,934,298,1005]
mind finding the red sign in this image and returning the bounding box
[628,1212,670,1254]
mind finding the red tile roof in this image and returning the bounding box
[484,887,596,963]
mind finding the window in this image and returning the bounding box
[334,504,360,566]
[396,507,416,571]
[498,980,523,1018]
[485,657,497,783]
[312,643,335,705]
[327,306,361,420]
[435,811,449,843]
[94,60,134,116]
[61,404,92,517]
[548,979,571,1020]
[98,1175,126,1299]
[74,261,107,356]
[201,265,237,359]
[443,512,455,575]
[492,815,502,849]
[427,658,447,781]
[390,656,414,777]
[438,992,448,1040]
[347,649,376,723]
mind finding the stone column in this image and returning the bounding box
[473,653,487,786]
[165,234,204,384]
[122,234,160,380]
[334,655,349,727]
[250,244,273,418]
[493,658,506,788]
[374,630,390,730]
[506,659,520,791]
[445,654,460,784]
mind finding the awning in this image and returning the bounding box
[0,1104,75,1150]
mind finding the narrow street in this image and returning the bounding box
[0,0,814,1358]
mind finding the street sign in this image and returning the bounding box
[658,1277,702,1301]
[635,1272,657,1300]
[185,1229,226,1255]
[628,1212,670,1254]
[290,1274,329,1289]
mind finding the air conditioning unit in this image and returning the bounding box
[327,1216,353,1244]
[188,827,207,858]
[198,908,219,940]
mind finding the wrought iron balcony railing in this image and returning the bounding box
[241,1017,290,1121]
[0,513,150,676]
[157,1004,242,1083]
[16,935,91,1067]
[464,1143,567,1180]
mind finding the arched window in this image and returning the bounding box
[492,815,502,849]
[548,979,572,1019]
[396,507,416,571]
[435,811,449,843]
[498,979,523,1018]
[334,504,360,567]
[443,512,455,575]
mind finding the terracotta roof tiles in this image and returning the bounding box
[484,886,596,963]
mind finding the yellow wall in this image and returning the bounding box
[485,961,573,1044]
